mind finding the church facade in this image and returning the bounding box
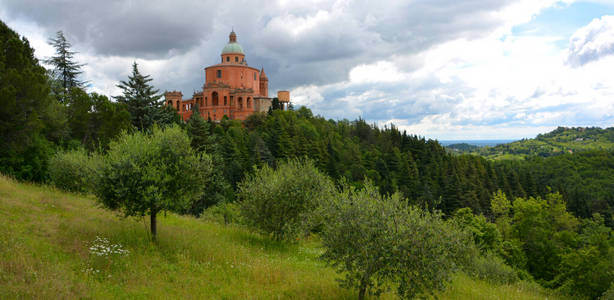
[164,31,289,121]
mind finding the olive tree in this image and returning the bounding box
[95,125,209,241]
[318,181,472,300]
[48,148,102,193]
[237,158,334,241]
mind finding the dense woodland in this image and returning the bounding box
[2,20,613,298]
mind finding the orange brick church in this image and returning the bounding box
[164,31,290,121]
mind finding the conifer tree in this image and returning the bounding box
[186,104,212,152]
[115,62,163,131]
[44,31,85,102]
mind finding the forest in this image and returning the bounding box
[1,19,613,299]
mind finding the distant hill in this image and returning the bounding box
[459,127,614,159]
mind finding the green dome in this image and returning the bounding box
[222,42,244,54]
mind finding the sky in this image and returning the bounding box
[1,0,614,140]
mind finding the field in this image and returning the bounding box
[0,175,563,299]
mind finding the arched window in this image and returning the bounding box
[216,70,222,78]
[205,97,208,106]
[176,101,180,111]
[224,96,227,106]
[247,97,251,108]
[226,56,229,62]
[238,97,243,110]
[168,101,172,106]
[212,92,219,106]
[235,56,238,62]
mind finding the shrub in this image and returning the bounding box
[48,148,102,193]
[318,181,473,300]
[466,251,519,285]
[203,202,242,225]
[602,284,614,300]
[237,158,334,241]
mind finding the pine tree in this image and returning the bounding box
[44,31,85,102]
[115,62,163,131]
[186,104,212,152]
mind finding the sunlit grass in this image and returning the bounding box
[0,175,565,299]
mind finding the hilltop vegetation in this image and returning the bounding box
[454,127,614,159]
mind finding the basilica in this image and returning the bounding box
[164,31,289,121]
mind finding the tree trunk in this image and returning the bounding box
[358,283,366,300]
[150,211,157,242]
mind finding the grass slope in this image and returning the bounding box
[0,175,563,299]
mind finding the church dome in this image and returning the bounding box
[222,30,244,54]
[222,42,244,54]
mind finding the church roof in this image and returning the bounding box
[222,42,244,54]
[222,30,244,54]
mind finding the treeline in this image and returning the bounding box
[0,22,179,182]
[184,110,613,226]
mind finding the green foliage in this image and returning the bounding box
[115,62,175,131]
[64,88,131,150]
[186,106,213,152]
[48,148,102,193]
[555,213,614,299]
[603,284,614,300]
[237,159,334,241]
[318,181,472,299]
[461,127,614,159]
[44,31,85,102]
[95,125,209,239]
[466,251,520,285]
[452,207,502,253]
[0,20,62,182]
[510,193,578,283]
[203,201,243,225]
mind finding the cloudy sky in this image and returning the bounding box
[2,0,614,140]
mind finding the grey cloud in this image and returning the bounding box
[1,0,532,98]
[567,15,614,67]
[1,0,220,58]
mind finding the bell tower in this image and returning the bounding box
[259,68,268,97]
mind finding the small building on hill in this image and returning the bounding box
[164,30,289,121]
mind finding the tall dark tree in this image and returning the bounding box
[44,31,85,102]
[0,20,60,181]
[115,62,163,131]
[186,104,212,152]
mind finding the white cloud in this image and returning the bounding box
[567,15,614,66]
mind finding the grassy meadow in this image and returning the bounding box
[0,175,564,299]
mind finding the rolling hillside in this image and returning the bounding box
[447,127,614,159]
[0,175,562,299]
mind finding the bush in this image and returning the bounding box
[602,284,614,300]
[318,181,473,300]
[48,148,102,193]
[237,158,334,241]
[203,202,242,225]
[466,251,519,285]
